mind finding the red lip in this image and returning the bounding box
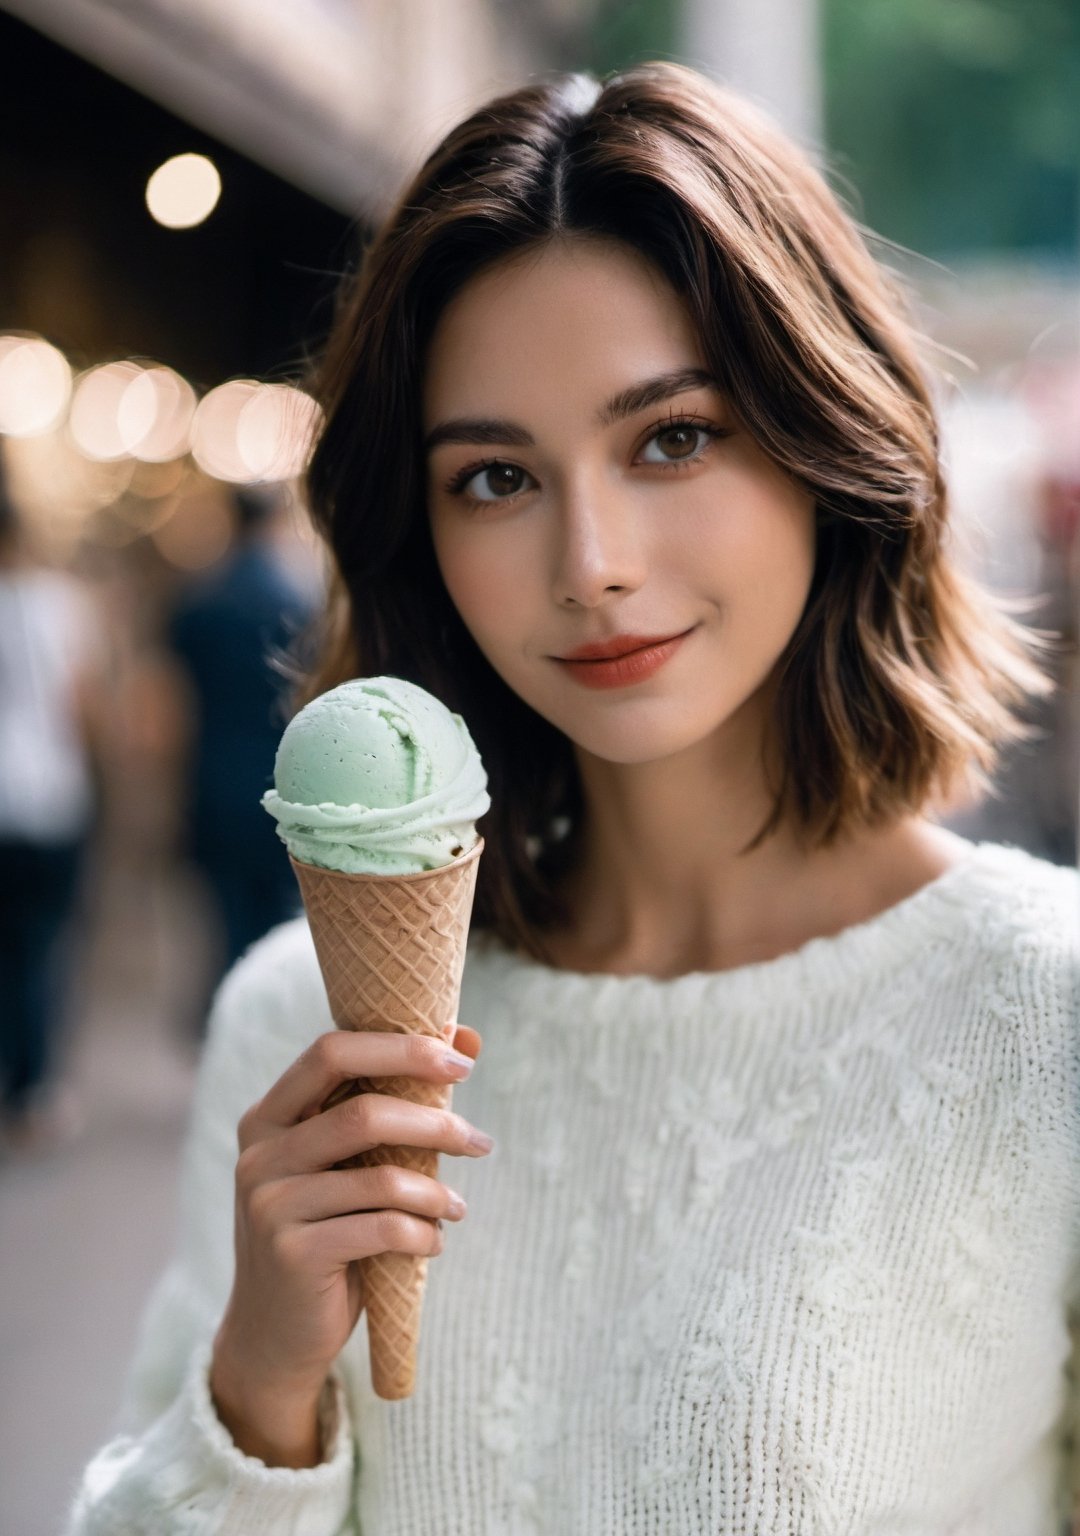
[553,628,694,689]
[557,631,689,662]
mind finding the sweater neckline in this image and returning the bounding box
[473,839,1026,1007]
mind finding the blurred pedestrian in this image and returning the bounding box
[167,485,314,1034]
[0,460,102,1155]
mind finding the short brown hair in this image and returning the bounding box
[302,62,1050,961]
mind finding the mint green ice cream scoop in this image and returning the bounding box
[262,677,490,875]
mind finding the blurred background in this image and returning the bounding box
[0,3,1076,1531]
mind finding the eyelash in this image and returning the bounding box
[443,414,728,505]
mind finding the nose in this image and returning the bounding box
[552,476,647,609]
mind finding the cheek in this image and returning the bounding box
[430,519,529,655]
[699,472,816,622]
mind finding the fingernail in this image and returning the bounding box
[466,1127,495,1154]
[446,1192,468,1218]
[441,1049,474,1081]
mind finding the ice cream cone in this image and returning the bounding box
[290,838,483,1399]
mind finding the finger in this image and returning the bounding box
[253,1029,475,1131]
[309,1209,445,1268]
[451,1023,482,1059]
[264,1090,493,1178]
[264,1165,467,1227]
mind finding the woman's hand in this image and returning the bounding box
[209,1022,490,1467]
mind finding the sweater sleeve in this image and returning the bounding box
[63,924,360,1535]
[1057,1295,1080,1536]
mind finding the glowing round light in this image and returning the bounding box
[69,362,142,461]
[190,380,260,482]
[0,336,72,437]
[236,384,322,481]
[118,366,196,461]
[191,380,323,484]
[145,154,221,230]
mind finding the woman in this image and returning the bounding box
[68,64,1080,1535]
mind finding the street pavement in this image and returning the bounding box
[0,848,207,1536]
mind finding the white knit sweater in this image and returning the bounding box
[66,840,1080,1536]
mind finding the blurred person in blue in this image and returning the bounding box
[0,458,101,1156]
[167,484,314,1035]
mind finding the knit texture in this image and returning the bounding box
[65,841,1080,1535]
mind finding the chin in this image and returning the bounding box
[548,699,735,767]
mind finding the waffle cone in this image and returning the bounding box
[289,840,482,1400]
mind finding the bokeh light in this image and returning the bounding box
[145,153,222,229]
[117,366,197,461]
[191,380,321,483]
[68,362,143,461]
[1,328,322,492]
[235,383,322,481]
[189,379,260,482]
[0,335,72,437]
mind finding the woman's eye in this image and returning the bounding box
[459,462,534,502]
[639,423,712,464]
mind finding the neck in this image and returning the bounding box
[550,716,964,978]
[556,701,772,965]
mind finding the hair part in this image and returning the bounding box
[299,61,1052,961]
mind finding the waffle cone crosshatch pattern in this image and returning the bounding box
[290,841,483,1398]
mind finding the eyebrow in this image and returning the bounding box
[423,367,720,452]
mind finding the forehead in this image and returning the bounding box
[422,237,706,422]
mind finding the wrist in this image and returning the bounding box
[210,1337,328,1469]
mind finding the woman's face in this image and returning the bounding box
[424,238,816,766]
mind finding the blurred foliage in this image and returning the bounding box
[576,0,680,75]
[824,0,1079,258]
